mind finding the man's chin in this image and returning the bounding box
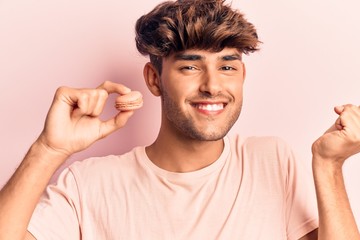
[187,131,229,142]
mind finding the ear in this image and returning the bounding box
[143,62,162,97]
[242,62,246,82]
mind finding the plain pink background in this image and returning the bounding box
[1,0,360,224]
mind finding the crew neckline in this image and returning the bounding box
[138,136,230,181]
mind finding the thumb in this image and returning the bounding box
[334,105,345,115]
[98,110,135,139]
[332,105,346,131]
[324,109,344,134]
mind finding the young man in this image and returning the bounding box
[0,0,359,239]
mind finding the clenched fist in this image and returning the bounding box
[312,104,360,165]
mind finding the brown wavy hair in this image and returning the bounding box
[135,0,260,74]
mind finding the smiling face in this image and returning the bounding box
[146,48,246,141]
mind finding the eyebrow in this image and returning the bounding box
[221,54,242,61]
[174,54,203,61]
[173,53,242,61]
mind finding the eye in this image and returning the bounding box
[220,66,236,71]
[180,66,198,71]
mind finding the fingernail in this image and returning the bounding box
[124,87,131,93]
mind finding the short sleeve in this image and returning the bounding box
[27,168,82,240]
[285,148,319,240]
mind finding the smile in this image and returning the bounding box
[196,103,224,111]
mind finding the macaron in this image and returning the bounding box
[115,91,143,111]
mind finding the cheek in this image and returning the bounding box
[228,80,244,99]
[159,81,185,109]
[161,78,197,100]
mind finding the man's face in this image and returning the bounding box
[158,48,246,141]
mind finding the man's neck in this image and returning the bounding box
[145,127,225,173]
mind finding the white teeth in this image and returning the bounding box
[197,104,224,111]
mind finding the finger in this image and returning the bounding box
[98,110,135,138]
[97,81,132,95]
[334,105,345,115]
[91,89,109,117]
[70,89,106,118]
[71,91,92,118]
[335,104,359,115]
[335,117,343,130]
[52,87,86,117]
[45,87,76,127]
[333,104,357,130]
[338,105,360,131]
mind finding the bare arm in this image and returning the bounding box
[0,142,68,240]
[311,105,360,240]
[0,81,140,240]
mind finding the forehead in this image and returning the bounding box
[168,48,242,62]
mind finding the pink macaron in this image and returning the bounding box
[115,91,143,111]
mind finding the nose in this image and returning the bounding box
[199,70,222,97]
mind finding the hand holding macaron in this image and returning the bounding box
[37,81,143,159]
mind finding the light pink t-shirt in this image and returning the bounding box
[28,135,318,239]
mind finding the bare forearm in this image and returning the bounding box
[0,141,68,240]
[313,157,360,240]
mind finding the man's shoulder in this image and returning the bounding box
[229,134,290,150]
[68,146,146,179]
[228,135,295,177]
[228,134,292,161]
